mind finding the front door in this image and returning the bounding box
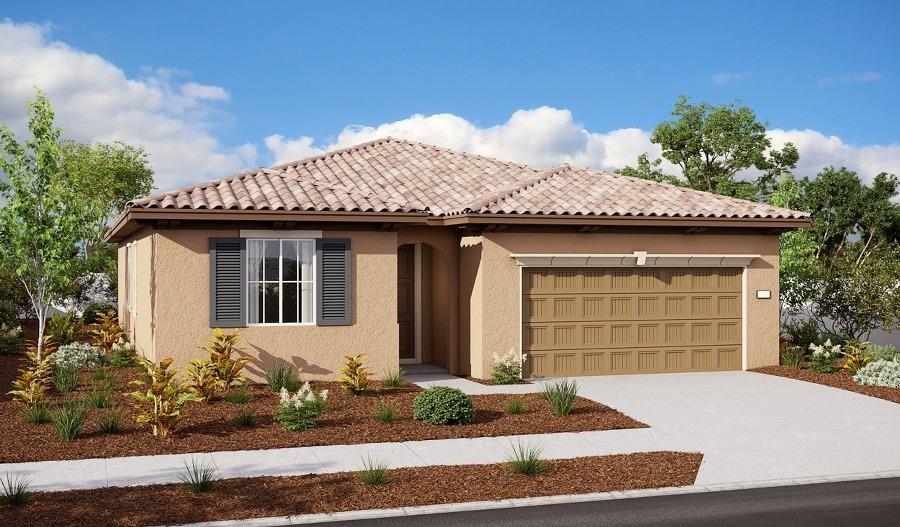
[398,244,417,362]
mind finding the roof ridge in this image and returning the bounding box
[452,163,571,215]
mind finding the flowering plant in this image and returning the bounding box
[808,339,841,373]
[491,348,524,384]
[275,382,328,431]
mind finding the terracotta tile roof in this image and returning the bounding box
[129,138,809,221]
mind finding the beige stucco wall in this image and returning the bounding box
[133,227,399,381]
[117,228,155,361]
[466,231,781,378]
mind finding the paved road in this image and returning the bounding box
[337,478,900,527]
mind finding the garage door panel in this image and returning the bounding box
[523,267,742,376]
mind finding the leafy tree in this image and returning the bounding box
[624,95,798,200]
[771,175,820,312]
[0,91,105,360]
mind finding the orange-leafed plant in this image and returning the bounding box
[91,311,125,354]
[200,328,250,396]
[337,354,371,394]
[129,357,199,437]
[8,340,57,408]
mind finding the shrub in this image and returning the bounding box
[180,458,218,493]
[872,344,898,362]
[1,473,31,506]
[337,354,371,394]
[54,342,106,369]
[234,409,257,427]
[110,344,138,367]
[373,400,398,423]
[264,362,300,392]
[275,383,328,431]
[412,386,475,425]
[87,389,112,409]
[52,400,87,441]
[779,345,805,369]
[0,335,23,356]
[22,402,51,424]
[541,379,579,416]
[358,456,391,486]
[854,359,900,388]
[491,348,523,384]
[82,302,116,325]
[382,368,405,388]
[502,395,527,415]
[92,368,119,392]
[129,357,200,437]
[506,441,545,476]
[98,408,125,434]
[53,363,80,393]
[8,345,55,408]
[841,341,875,376]
[225,387,252,404]
[808,339,841,373]
[91,311,125,354]
[782,319,820,351]
[46,312,83,346]
[186,359,220,402]
[201,328,250,394]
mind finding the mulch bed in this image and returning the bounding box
[0,355,645,463]
[1,451,702,527]
[464,376,532,385]
[752,365,900,404]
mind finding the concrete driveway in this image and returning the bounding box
[413,370,900,486]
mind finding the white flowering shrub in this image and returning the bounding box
[275,383,328,431]
[54,343,107,369]
[491,348,524,384]
[854,359,900,388]
[807,339,841,373]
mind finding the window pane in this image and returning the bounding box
[300,240,315,281]
[247,283,263,324]
[247,240,264,282]
[282,283,298,323]
[263,283,280,323]
[282,240,299,281]
[264,240,280,281]
[300,282,314,323]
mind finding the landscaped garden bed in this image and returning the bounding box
[752,365,900,404]
[0,451,701,527]
[0,353,645,463]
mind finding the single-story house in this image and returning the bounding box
[106,138,810,380]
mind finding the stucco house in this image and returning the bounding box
[106,138,809,380]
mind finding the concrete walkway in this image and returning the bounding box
[3,371,900,492]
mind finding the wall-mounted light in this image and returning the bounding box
[756,290,772,299]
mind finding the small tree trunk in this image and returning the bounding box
[36,306,46,362]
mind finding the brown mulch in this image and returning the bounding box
[1,451,702,527]
[464,376,532,385]
[752,365,900,404]
[0,355,645,463]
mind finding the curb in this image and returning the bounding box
[158,470,900,527]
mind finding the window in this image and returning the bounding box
[247,239,315,325]
[126,242,137,314]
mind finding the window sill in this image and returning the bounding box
[245,323,317,328]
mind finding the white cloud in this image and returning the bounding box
[265,109,900,186]
[0,20,255,191]
[712,71,751,85]
[820,71,884,85]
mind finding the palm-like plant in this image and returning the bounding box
[129,357,200,437]
[201,328,250,393]
[337,354,370,394]
[7,343,55,408]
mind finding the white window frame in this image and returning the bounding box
[126,242,137,315]
[246,238,316,327]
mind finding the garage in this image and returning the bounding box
[522,267,743,377]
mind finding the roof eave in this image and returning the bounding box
[442,213,811,229]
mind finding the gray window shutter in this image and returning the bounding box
[316,238,352,326]
[209,237,246,327]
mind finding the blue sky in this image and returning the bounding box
[1,1,898,190]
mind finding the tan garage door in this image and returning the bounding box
[522,267,742,376]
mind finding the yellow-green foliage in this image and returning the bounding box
[185,359,221,401]
[129,357,199,437]
[91,311,125,354]
[201,328,250,395]
[8,343,55,408]
[337,354,370,394]
[842,340,875,375]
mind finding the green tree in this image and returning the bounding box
[770,175,819,313]
[624,95,798,200]
[0,91,105,359]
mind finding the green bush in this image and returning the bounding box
[46,312,83,346]
[1,473,31,506]
[22,402,51,424]
[541,379,579,416]
[87,389,112,409]
[491,349,523,384]
[53,363,80,393]
[83,302,116,325]
[502,395,527,415]
[779,345,805,369]
[98,409,125,434]
[373,400,398,423]
[872,344,898,362]
[506,441,545,476]
[0,335,23,356]
[224,387,252,404]
[782,319,820,350]
[807,339,841,373]
[52,400,87,441]
[180,458,218,493]
[412,386,475,425]
[275,383,328,431]
[382,368,405,388]
[854,359,900,388]
[264,362,300,392]
[110,344,138,367]
[358,456,391,486]
[234,409,257,427]
[55,343,106,369]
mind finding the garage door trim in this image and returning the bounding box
[516,257,755,376]
[511,252,760,268]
